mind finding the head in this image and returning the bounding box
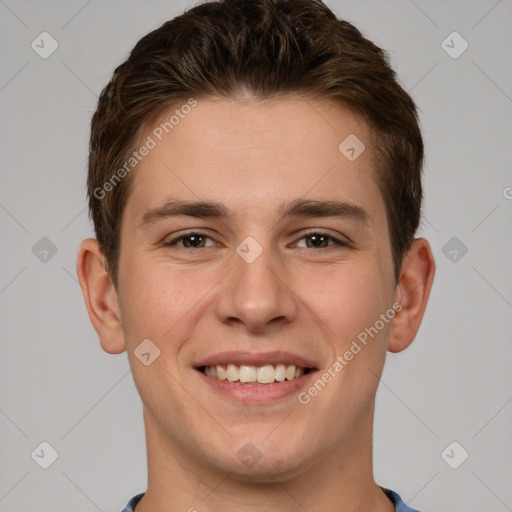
[78,0,434,483]
[88,0,424,289]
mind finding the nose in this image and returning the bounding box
[214,244,299,333]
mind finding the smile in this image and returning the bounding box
[193,351,319,403]
[200,363,311,384]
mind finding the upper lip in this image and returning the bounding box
[194,351,319,369]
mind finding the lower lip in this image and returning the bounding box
[195,369,318,404]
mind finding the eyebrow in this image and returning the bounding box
[138,197,371,229]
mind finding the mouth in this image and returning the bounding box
[192,351,319,403]
[198,363,315,385]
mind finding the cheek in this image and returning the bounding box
[117,251,177,342]
[118,251,220,344]
[305,265,391,414]
[296,262,388,342]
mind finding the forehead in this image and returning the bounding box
[124,94,384,228]
[146,95,372,165]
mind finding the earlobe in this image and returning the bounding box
[76,238,126,354]
[388,237,436,353]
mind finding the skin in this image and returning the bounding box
[77,94,435,512]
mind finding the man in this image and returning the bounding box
[76,0,435,510]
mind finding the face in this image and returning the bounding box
[115,95,400,479]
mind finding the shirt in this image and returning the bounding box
[121,487,420,511]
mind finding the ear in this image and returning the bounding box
[76,238,126,354]
[388,237,436,353]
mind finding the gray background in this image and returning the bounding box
[1,0,511,510]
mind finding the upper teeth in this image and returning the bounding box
[203,364,306,384]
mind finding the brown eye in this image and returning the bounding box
[164,232,215,248]
[304,234,330,248]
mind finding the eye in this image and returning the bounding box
[295,231,350,249]
[162,230,351,250]
[163,232,216,248]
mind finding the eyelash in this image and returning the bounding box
[163,229,351,249]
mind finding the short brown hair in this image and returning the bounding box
[88,0,423,288]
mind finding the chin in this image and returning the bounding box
[228,455,308,483]
[213,437,316,483]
